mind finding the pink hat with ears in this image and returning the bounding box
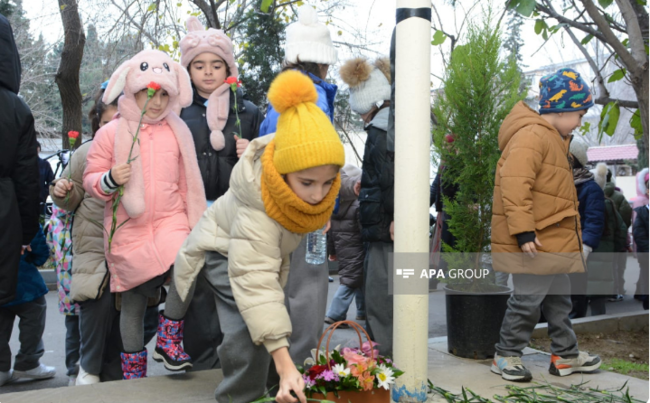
[102,49,193,124]
[179,17,238,151]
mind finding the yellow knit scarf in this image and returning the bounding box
[260,140,340,234]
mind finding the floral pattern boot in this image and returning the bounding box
[121,349,147,380]
[153,311,193,371]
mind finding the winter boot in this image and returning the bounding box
[153,311,192,371]
[120,349,147,379]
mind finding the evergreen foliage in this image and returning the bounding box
[432,15,523,292]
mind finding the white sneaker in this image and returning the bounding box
[0,370,14,386]
[75,366,100,385]
[12,363,56,380]
[68,375,76,386]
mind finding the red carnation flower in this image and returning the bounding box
[224,76,238,85]
[147,81,161,97]
[68,130,80,147]
[307,364,328,380]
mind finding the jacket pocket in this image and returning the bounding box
[358,187,383,227]
[535,210,578,232]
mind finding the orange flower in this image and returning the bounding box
[359,371,375,391]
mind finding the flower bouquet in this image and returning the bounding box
[302,321,404,402]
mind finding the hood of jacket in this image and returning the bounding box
[498,101,560,152]
[0,14,21,94]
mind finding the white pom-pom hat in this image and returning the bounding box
[284,5,337,65]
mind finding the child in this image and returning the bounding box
[173,70,344,403]
[324,164,366,325]
[632,173,649,310]
[177,16,263,370]
[45,205,80,385]
[339,56,394,356]
[83,50,206,379]
[0,227,55,386]
[258,4,339,366]
[490,68,601,382]
[50,85,158,384]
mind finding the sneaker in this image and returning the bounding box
[608,294,624,302]
[549,351,602,376]
[490,353,532,382]
[13,363,56,380]
[0,370,14,386]
[355,315,366,321]
[75,366,100,385]
[324,317,349,328]
[328,277,334,283]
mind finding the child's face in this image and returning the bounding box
[552,109,588,137]
[135,88,170,120]
[100,105,118,128]
[285,165,340,205]
[188,52,229,98]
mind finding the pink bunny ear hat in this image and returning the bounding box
[103,49,192,124]
[179,16,239,151]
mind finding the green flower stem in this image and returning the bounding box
[231,84,242,140]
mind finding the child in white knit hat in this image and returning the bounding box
[258,4,339,368]
[339,56,395,357]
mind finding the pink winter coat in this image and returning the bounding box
[83,50,206,292]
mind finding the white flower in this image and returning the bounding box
[332,363,350,378]
[376,364,395,390]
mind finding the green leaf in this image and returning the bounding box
[598,0,614,7]
[622,38,629,47]
[608,68,626,83]
[515,0,537,17]
[507,0,520,10]
[147,3,156,11]
[579,122,591,137]
[581,34,594,45]
[432,30,447,46]
[260,0,273,12]
[598,101,620,139]
[630,109,643,139]
[534,19,546,35]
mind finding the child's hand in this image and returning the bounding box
[323,220,331,234]
[53,179,73,198]
[390,221,394,241]
[21,245,32,255]
[272,347,306,403]
[354,180,361,196]
[111,163,132,185]
[235,135,249,158]
[328,254,337,261]
[521,237,543,258]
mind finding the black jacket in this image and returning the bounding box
[633,206,649,254]
[38,157,54,205]
[358,109,394,243]
[180,88,263,201]
[0,14,40,306]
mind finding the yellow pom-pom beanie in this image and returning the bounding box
[267,70,345,174]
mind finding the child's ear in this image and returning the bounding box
[174,61,193,108]
[103,62,131,104]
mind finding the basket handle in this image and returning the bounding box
[316,320,375,370]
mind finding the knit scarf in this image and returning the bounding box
[260,140,340,234]
[573,167,594,185]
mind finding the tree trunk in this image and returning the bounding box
[633,68,649,163]
[55,0,85,150]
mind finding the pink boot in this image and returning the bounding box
[153,311,193,371]
[120,349,147,379]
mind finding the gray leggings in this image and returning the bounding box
[120,271,194,353]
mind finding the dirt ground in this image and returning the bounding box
[530,331,649,380]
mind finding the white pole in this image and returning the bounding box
[392,0,431,402]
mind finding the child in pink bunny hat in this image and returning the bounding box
[176,16,263,370]
[83,49,207,379]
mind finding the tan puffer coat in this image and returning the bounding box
[174,134,303,353]
[491,101,585,275]
[50,141,108,301]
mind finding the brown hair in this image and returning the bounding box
[282,57,323,81]
[89,88,118,137]
[186,56,232,81]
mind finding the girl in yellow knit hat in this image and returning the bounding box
[172,70,345,403]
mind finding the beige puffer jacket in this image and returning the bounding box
[50,141,108,301]
[174,134,303,353]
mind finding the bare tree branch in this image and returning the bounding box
[614,0,647,65]
[563,26,610,98]
[594,97,638,108]
[580,0,639,74]
[536,0,608,43]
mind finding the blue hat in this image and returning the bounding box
[538,68,593,114]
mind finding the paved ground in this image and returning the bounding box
[1,256,647,396]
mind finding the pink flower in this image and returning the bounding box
[361,341,379,359]
[302,373,315,389]
[316,370,339,382]
[343,351,367,365]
